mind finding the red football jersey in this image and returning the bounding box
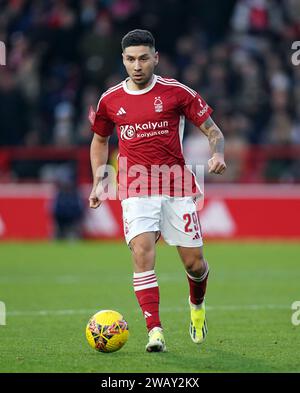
[91,75,213,199]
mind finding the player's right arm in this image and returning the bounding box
[89,133,110,209]
[89,93,115,208]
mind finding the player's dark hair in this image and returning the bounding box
[121,29,155,51]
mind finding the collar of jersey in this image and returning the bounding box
[123,74,158,95]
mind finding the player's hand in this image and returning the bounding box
[89,184,102,209]
[208,153,227,175]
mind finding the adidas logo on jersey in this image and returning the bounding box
[193,232,201,240]
[117,107,126,116]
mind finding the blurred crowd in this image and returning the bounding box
[0,0,300,182]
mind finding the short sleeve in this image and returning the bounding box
[178,89,213,127]
[91,96,115,137]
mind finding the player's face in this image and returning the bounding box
[122,46,158,88]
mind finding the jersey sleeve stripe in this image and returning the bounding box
[157,76,197,95]
[156,79,197,97]
[157,76,197,96]
[106,81,123,93]
[96,84,123,110]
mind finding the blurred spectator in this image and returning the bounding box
[53,101,74,146]
[51,167,85,240]
[79,12,121,86]
[263,112,293,145]
[0,70,30,145]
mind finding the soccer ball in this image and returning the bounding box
[85,310,129,353]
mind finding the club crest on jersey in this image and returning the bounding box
[154,96,163,113]
[120,124,136,140]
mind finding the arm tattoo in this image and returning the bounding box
[200,117,225,155]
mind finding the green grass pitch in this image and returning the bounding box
[0,240,299,373]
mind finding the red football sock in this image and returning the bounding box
[186,260,209,306]
[133,270,162,332]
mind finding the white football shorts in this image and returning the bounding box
[121,195,203,247]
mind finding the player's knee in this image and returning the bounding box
[184,254,206,277]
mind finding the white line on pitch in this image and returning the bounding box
[5,304,289,317]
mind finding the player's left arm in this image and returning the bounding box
[199,116,227,175]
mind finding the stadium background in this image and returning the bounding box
[0,0,300,374]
